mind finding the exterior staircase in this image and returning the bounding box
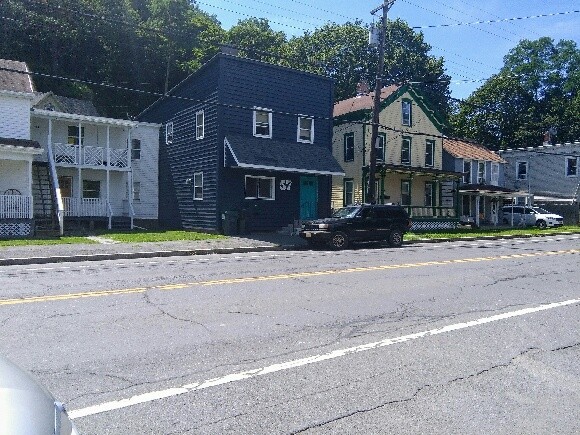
[111,216,132,231]
[32,162,58,235]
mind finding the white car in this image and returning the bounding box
[501,205,564,229]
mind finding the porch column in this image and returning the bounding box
[28,159,33,218]
[475,194,480,227]
[106,125,110,217]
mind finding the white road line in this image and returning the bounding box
[68,298,580,420]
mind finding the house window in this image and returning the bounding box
[491,163,499,185]
[401,137,411,165]
[253,108,272,138]
[516,161,528,180]
[566,157,578,177]
[131,139,141,160]
[193,172,203,200]
[297,117,314,143]
[424,181,435,206]
[477,161,486,184]
[245,175,274,200]
[401,180,411,206]
[425,139,435,167]
[132,182,141,201]
[196,111,204,140]
[165,122,174,144]
[344,179,354,206]
[82,180,100,198]
[463,160,471,184]
[344,133,354,162]
[375,133,386,162]
[67,126,85,145]
[401,100,412,126]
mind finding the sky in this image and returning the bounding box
[196,0,580,100]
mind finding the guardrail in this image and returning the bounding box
[0,195,32,219]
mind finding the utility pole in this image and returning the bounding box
[367,0,396,204]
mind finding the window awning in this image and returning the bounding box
[224,135,344,176]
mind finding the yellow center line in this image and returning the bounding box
[1,249,578,306]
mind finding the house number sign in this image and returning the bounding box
[279,180,292,191]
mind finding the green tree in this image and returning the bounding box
[452,38,580,148]
[225,18,287,63]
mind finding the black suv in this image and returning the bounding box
[299,204,412,249]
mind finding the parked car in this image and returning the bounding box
[0,354,78,435]
[299,204,412,249]
[501,205,564,229]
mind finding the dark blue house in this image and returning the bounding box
[139,52,343,233]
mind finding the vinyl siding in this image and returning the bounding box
[0,93,32,139]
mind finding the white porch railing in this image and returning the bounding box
[407,206,457,218]
[0,195,32,219]
[62,197,107,217]
[52,143,129,168]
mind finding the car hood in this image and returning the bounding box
[0,355,58,435]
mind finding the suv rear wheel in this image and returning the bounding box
[328,231,349,249]
[387,229,403,247]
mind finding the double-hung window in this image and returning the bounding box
[463,160,471,184]
[253,108,272,138]
[425,139,435,167]
[401,100,412,126]
[375,133,386,162]
[491,163,499,185]
[424,181,435,206]
[245,175,275,200]
[193,172,203,200]
[566,157,578,177]
[516,161,528,180]
[401,180,411,206]
[196,110,204,140]
[477,161,486,184]
[165,122,174,144]
[82,180,100,199]
[131,139,141,160]
[67,126,85,145]
[344,133,354,162]
[297,117,314,143]
[401,137,411,165]
[132,182,141,201]
[344,179,354,206]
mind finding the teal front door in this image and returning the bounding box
[300,176,318,220]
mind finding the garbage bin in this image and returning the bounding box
[221,210,239,235]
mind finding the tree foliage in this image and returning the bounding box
[451,37,580,149]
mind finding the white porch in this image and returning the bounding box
[52,143,129,169]
[0,194,33,219]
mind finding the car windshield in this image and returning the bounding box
[331,206,360,218]
[531,207,550,214]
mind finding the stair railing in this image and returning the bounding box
[46,142,64,235]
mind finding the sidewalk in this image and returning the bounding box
[0,233,309,266]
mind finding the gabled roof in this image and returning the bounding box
[333,84,446,131]
[32,92,100,117]
[443,138,505,163]
[0,59,34,93]
[333,85,400,117]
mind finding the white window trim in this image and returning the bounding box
[463,159,471,184]
[477,161,486,184]
[196,110,204,140]
[402,100,412,126]
[516,160,528,180]
[132,181,141,201]
[131,139,141,161]
[344,179,354,206]
[401,137,411,165]
[425,139,435,167]
[491,162,499,185]
[565,156,578,177]
[193,172,203,200]
[297,116,314,143]
[165,122,174,144]
[253,108,272,138]
[245,175,275,200]
[376,134,386,162]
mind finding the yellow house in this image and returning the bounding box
[332,84,462,230]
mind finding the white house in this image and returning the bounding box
[0,59,160,237]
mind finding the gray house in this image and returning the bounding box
[442,138,527,227]
[499,142,580,224]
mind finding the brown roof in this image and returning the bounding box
[443,138,505,163]
[333,85,400,117]
[33,92,100,117]
[0,59,34,93]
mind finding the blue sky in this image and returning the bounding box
[197,0,580,100]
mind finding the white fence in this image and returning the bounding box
[0,195,33,219]
[62,197,107,217]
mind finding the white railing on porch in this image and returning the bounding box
[52,143,129,168]
[62,197,107,217]
[407,206,457,218]
[0,195,33,219]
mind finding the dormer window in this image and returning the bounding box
[402,100,412,126]
[253,108,272,138]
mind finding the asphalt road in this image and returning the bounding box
[1,235,579,434]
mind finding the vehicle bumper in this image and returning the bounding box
[299,230,332,242]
